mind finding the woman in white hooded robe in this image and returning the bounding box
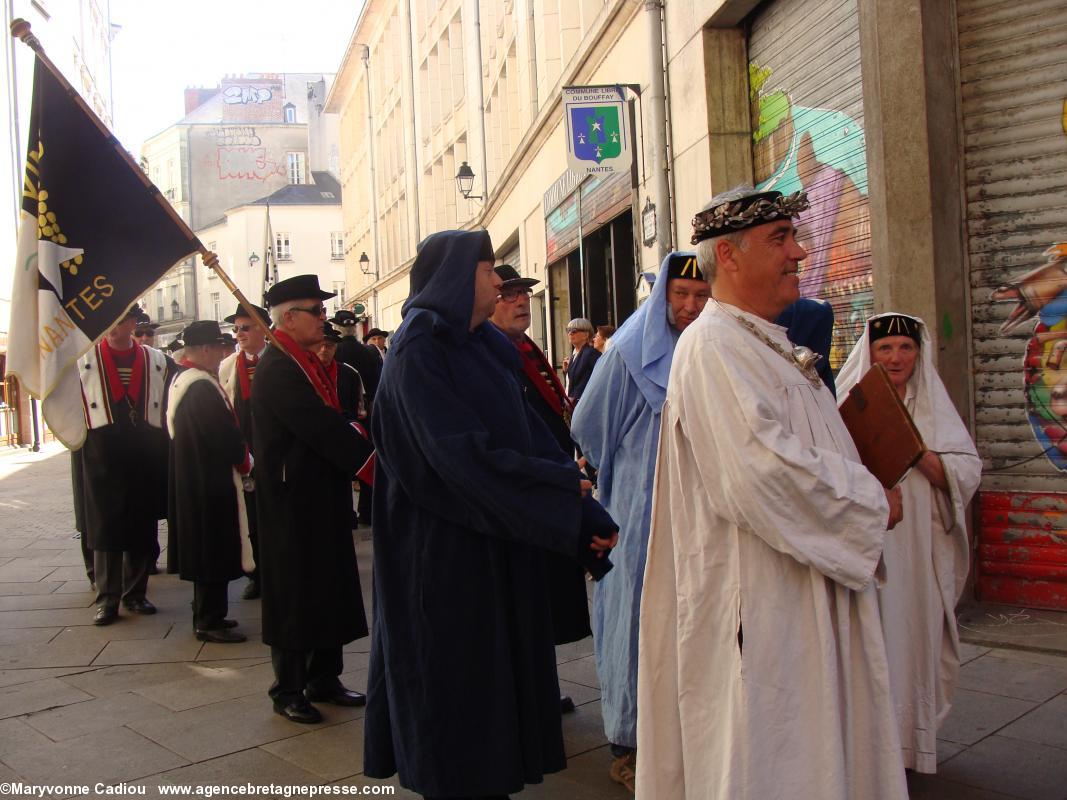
[837,312,981,773]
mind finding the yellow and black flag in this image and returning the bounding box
[8,55,201,448]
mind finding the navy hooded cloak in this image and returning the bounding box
[363,229,616,797]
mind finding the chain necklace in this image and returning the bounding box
[714,300,824,388]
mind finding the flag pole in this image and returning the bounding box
[9,19,329,405]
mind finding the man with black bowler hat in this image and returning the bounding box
[72,303,169,625]
[318,323,367,423]
[219,302,270,600]
[253,275,375,724]
[166,320,253,644]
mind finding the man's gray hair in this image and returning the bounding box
[269,299,300,327]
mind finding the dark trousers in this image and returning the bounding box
[93,550,151,610]
[268,645,343,705]
[193,582,229,631]
[80,533,94,585]
[356,479,372,525]
[244,490,259,580]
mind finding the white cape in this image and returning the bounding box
[837,313,981,773]
[636,303,907,800]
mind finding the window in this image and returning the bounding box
[284,103,296,123]
[155,287,164,322]
[286,152,305,185]
[332,282,346,312]
[330,232,344,260]
[211,292,221,321]
[276,232,292,261]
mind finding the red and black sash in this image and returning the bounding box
[272,330,341,411]
[237,352,257,401]
[517,337,572,420]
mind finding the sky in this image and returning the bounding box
[109,0,364,154]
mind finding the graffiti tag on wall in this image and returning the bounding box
[216,147,284,181]
[991,100,1067,470]
[223,85,273,105]
[210,127,262,147]
[750,62,873,369]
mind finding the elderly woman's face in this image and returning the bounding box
[870,335,919,390]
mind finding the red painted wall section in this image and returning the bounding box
[978,491,1067,610]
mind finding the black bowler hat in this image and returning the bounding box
[494,264,539,290]
[135,317,160,332]
[322,323,343,344]
[329,309,359,327]
[363,328,390,343]
[181,320,229,347]
[165,339,184,353]
[264,274,336,307]
[224,303,270,325]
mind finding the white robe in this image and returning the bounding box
[636,303,908,800]
[837,314,981,773]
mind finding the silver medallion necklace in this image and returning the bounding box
[714,300,824,388]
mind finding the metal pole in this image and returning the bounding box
[645,0,673,260]
[362,46,382,324]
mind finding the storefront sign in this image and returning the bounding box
[563,86,633,176]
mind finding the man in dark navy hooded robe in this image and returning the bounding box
[363,229,619,800]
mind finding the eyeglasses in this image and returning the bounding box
[133,331,154,338]
[499,288,532,303]
[289,304,327,317]
[232,324,255,333]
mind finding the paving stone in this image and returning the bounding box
[0,626,61,645]
[0,676,94,720]
[958,642,992,664]
[559,678,601,707]
[556,654,599,690]
[195,637,271,662]
[130,748,322,800]
[988,647,1067,671]
[0,637,106,669]
[261,718,363,780]
[0,607,95,628]
[52,580,97,595]
[937,738,967,763]
[128,692,311,761]
[938,735,1067,800]
[92,637,204,666]
[42,565,94,582]
[0,717,53,757]
[0,581,66,596]
[561,699,610,757]
[938,688,1036,746]
[999,695,1067,750]
[23,690,171,741]
[556,638,596,663]
[60,662,230,698]
[0,593,94,612]
[50,619,177,648]
[906,772,1019,799]
[1,726,188,787]
[0,666,95,689]
[134,661,276,711]
[957,655,1067,703]
[0,562,59,582]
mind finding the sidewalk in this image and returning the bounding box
[1,443,1066,799]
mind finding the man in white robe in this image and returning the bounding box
[636,186,909,800]
[838,313,982,773]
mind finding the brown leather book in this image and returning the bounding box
[839,363,926,488]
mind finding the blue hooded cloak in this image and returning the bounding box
[363,229,616,796]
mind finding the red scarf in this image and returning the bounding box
[517,337,572,419]
[99,339,145,405]
[272,330,340,411]
[323,357,338,388]
[237,352,257,401]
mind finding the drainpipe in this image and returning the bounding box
[464,0,489,205]
[645,0,673,261]
[362,46,381,323]
[402,0,421,244]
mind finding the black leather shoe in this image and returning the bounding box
[274,697,323,724]
[560,695,576,714]
[241,580,261,600]
[124,598,157,615]
[148,563,160,575]
[195,628,247,644]
[93,606,118,626]
[220,618,239,629]
[305,685,366,707]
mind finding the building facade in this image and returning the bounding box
[330,0,1067,610]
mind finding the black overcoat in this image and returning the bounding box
[251,346,373,651]
[363,230,617,797]
[166,375,247,584]
[336,337,382,400]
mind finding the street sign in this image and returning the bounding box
[563,85,632,176]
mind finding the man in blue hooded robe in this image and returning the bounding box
[363,229,619,800]
[569,251,711,788]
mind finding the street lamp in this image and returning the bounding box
[248,252,260,269]
[455,161,483,200]
[359,251,374,277]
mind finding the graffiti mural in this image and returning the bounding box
[216,147,284,181]
[223,85,273,105]
[749,61,873,369]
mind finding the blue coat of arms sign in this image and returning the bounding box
[564,86,632,175]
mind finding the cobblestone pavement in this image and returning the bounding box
[1,443,1066,799]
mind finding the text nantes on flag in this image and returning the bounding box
[563,85,633,176]
[7,55,201,448]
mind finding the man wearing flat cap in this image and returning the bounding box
[570,250,710,790]
[253,275,375,724]
[166,321,253,643]
[219,303,271,600]
[71,304,170,625]
[489,264,591,714]
[635,186,907,799]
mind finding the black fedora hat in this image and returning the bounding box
[322,323,343,343]
[264,275,336,307]
[181,320,229,347]
[329,309,359,327]
[363,328,390,343]
[494,264,539,290]
[224,303,270,325]
[122,303,144,322]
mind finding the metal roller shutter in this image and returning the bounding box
[748,0,872,371]
[960,0,1067,609]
